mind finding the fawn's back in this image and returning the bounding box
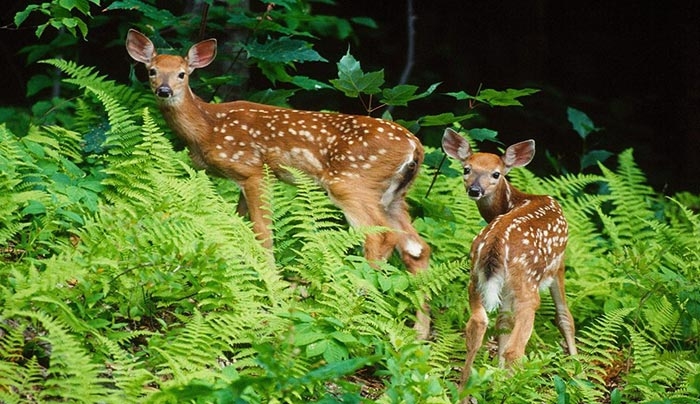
[169,99,423,189]
[471,191,568,311]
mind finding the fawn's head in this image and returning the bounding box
[442,128,535,200]
[126,29,217,105]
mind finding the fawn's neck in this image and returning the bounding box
[476,180,529,223]
[157,89,227,170]
[157,89,213,146]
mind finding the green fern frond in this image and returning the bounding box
[42,58,110,86]
[614,149,653,195]
[563,194,607,258]
[3,260,82,310]
[417,257,470,329]
[22,124,84,163]
[0,221,28,248]
[271,167,347,240]
[42,58,149,112]
[93,334,155,402]
[598,149,658,246]
[2,310,112,402]
[356,315,415,350]
[642,295,683,346]
[270,166,370,290]
[98,105,184,211]
[346,269,403,321]
[655,198,700,272]
[0,135,44,209]
[482,353,555,404]
[666,194,700,233]
[577,308,634,386]
[540,172,606,200]
[0,122,103,254]
[206,311,290,369]
[151,311,225,384]
[0,327,48,404]
[413,257,468,301]
[292,228,367,291]
[85,85,144,157]
[594,205,624,249]
[135,108,185,177]
[506,165,545,193]
[427,314,466,378]
[623,325,697,401]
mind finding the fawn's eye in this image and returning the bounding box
[492,172,501,179]
[463,167,471,175]
[178,72,186,79]
[148,68,157,77]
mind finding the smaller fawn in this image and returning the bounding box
[125,29,431,337]
[442,128,577,390]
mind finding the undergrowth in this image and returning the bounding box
[1,59,699,404]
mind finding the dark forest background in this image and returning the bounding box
[1,0,699,192]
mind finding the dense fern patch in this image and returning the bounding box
[1,61,699,403]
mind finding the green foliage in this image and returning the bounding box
[330,51,441,114]
[565,107,614,171]
[0,310,111,402]
[14,0,99,39]
[329,51,384,97]
[0,122,103,258]
[2,63,700,402]
[567,107,601,139]
[150,341,374,403]
[446,87,540,107]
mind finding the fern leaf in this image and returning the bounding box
[85,85,144,156]
[42,58,149,113]
[642,295,683,346]
[3,310,112,402]
[598,149,658,247]
[623,325,697,401]
[577,308,634,387]
[93,334,155,402]
[151,311,225,384]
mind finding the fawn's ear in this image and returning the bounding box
[502,139,535,172]
[126,29,156,65]
[187,39,217,71]
[442,128,473,161]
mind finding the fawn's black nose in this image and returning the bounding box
[156,86,173,98]
[467,185,483,199]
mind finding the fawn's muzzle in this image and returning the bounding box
[467,185,483,199]
[156,86,173,98]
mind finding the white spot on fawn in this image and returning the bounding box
[290,147,323,171]
[404,239,423,258]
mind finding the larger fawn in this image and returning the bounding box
[441,128,577,390]
[125,30,431,336]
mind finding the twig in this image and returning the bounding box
[197,2,210,41]
[425,153,447,199]
[387,0,416,116]
[398,0,416,86]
